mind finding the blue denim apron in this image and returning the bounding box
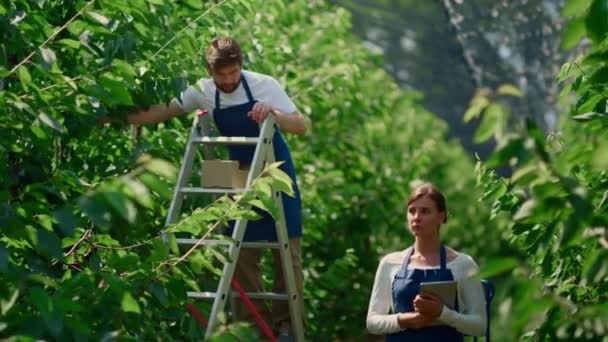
[387,245,463,341]
[213,74,302,242]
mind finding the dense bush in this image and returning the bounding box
[0,0,556,340]
[468,0,608,339]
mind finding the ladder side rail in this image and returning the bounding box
[204,217,248,338]
[245,116,276,187]
[164,116,203,229]
[204,117,276,338]
[266,146,305,342]
[199,112,217,160]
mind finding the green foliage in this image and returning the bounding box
[466,1,608,338]
[2,0,501,340]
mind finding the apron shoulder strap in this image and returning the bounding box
[401,246,415,271]
[440,244,447,270]
[241,73,254,102]
[215,87,220,109]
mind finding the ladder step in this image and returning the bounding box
[188,291,289,300]
[179,187,246,194]
[176,239,281,249]
[192,136,259,145]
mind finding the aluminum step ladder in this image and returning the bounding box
[164,111,304,341]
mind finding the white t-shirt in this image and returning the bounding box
[366,247,487,336]
[177,70,297,115]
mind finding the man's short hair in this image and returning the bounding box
[205,37,243,71]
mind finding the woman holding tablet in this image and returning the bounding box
[366,183,486,340]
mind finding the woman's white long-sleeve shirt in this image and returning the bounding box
[366,247,487,336]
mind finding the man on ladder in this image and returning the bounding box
[123,37,307,339]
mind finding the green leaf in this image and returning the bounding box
[147,283,169,307]
[0,244,7,270]
[39,47,57,68]
[183,0,204,9]
[87,11,110,26]
[511,165,539,185]
[1,290,19,315]
[572,111,606,121]
[112,59,137,82]
[37,214,54,231]
[190,251,222,276]
[267,168,294,196]
[30,288,51,315]
[473,104,501,144]
[576,92,603,113]
[583,249,608,283]
[37,229,62,258]
[585,0,608,43]
[561,216,585,246]
[597,190,608,210]
[249,199,270,213]
[102,192,137,224]
[139,173,171,199]
[487,135,526,167]
[478,257,519,278]
[38,112,66,134]
[17,65,32,87]
[255,178,273,198]
[513,199,537,222]
[97,75,134,106]
[563,0,593,17]
[30,124,48,139]
[52,207,77,237]
[497,84,523,97]
[57,39,81,49]
[272,175,295,197]
[525,118,549,161]
[463,92,490,122]
[78,194,111,229]
[29,273,58,288]
[140,156,177,181]
[265,161,284,171]
[124,178,153,208]
[121,292,141,314]
[133,22,149,36]
[592,143,608,169]
[561,16,587,50]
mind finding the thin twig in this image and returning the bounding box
[147,0,233,63]
[50,228,92,267]
[155,175,268,275]
[155,211,229,275]
[8,1,96,77]
[89,195,224,251]
[14,0,229,98]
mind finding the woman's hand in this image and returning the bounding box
[397,312,436,330]
[413,293,444,319]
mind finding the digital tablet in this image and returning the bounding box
[419,280,457,310]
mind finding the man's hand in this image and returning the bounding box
[247,102,275,123]
[413,293,444,319]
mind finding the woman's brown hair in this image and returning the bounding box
[407,183,447,223]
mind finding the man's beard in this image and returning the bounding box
[216,81,240,93]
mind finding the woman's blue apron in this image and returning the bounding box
[387,244,463,341]
[212,74,302,242]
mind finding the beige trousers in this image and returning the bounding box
[231,237,304,334]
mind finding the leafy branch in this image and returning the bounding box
[8,1,95,76]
